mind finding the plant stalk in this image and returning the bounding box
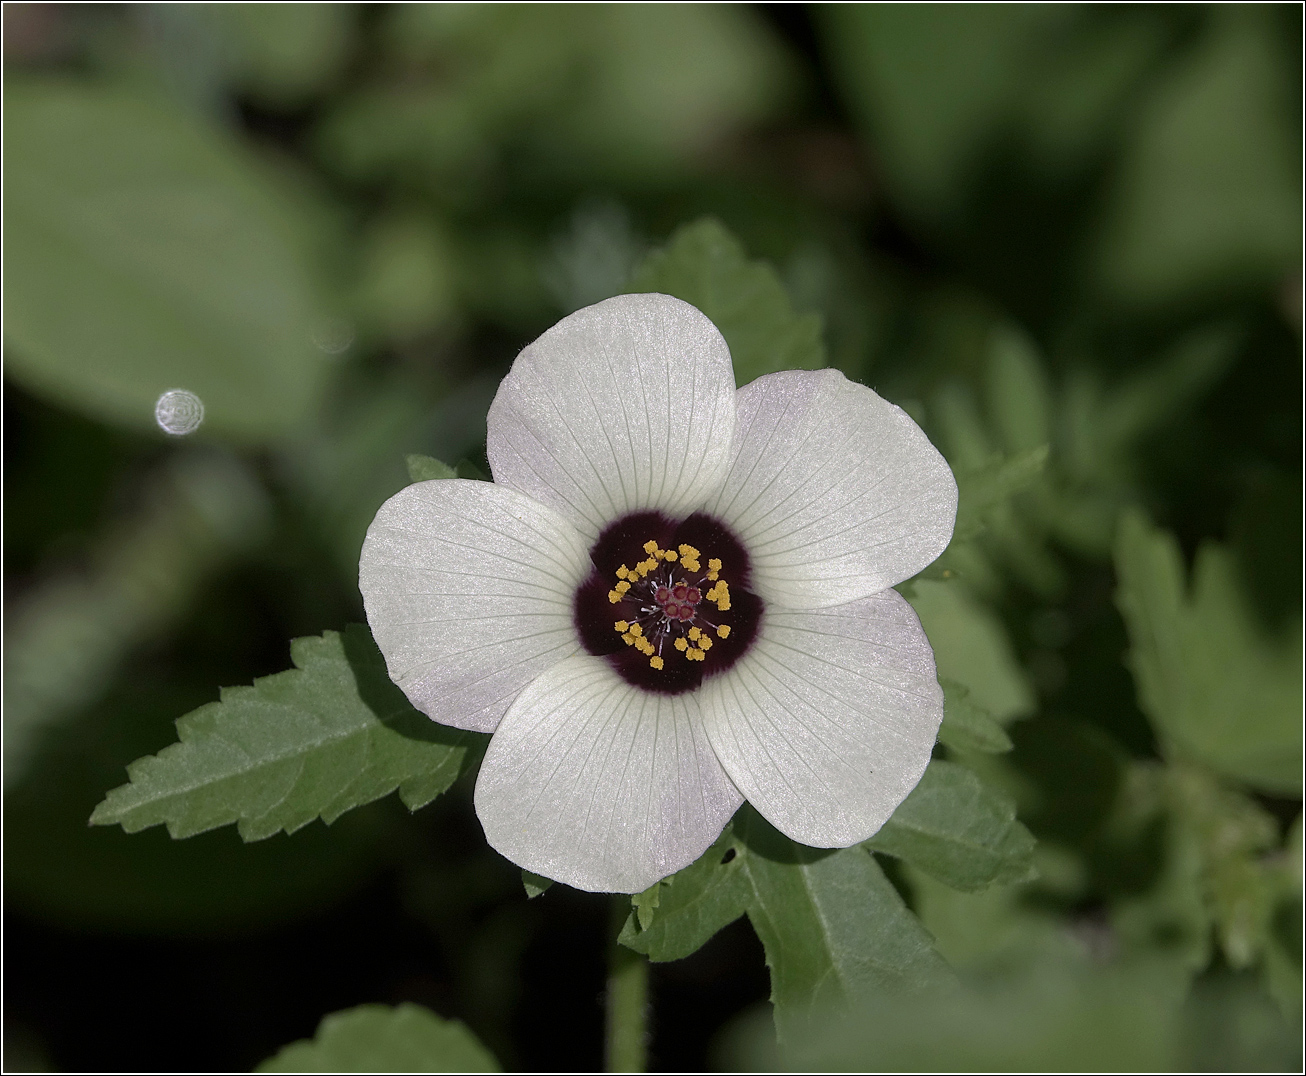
[605,895,649,1072]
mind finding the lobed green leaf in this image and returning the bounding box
[91,625,484,841]
[1114,511,1302,794]
[627,217,826,386]
[257,1003,500,1073]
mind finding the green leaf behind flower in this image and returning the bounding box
[937,679,1013,754]
[866,760,1036,891]
[620,807,954,1041]
[257,1003,500,1073]
[90,626,484,841]
[627,217,827,386]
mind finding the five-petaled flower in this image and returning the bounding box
[360,293,957,893]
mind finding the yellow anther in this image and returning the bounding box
[705,583,719,601]
[716,624,731,639]
[638,638,655,655]
[706,571,719,582]
[608,590,623,603]
[682,560,701,573]
[699,636,712,651]
[628,623,642,637]
[673,637,688,652]
[649,655,664,670]
[688,648,705,661]
[615,580,631,594]
[664,550,678,561]
[708,558,722,572]
[718,598,731,611]
[622,633,635,646]
[643,540,659,555]
[614,620,629,632]
[678,544,699,559]
[688,626,702,642]
[616,565,630,580]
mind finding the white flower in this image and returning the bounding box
[359,294,957,893]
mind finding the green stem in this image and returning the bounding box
[605,895,649,1073]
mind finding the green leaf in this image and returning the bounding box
[937,679,1013,754]
[631,879,663,930]
[3,81,332,444]
[621,810,954,1040]
[406,453,458,483]
[521,870,553,899]
[627,217,826,386]
[1093,8,1300,306]
[1114,511,1302,794]
[817,5,1069,223]
[904,580,1036,724]
[257,1003,500,1073]
[953,446,1050,544]
[618,827,753,961]
[866,761,1037,891]
[90,625,484,841]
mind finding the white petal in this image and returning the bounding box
[474,654,743,893]
[486,293,737,542]
[359,480,591,733]
[699,589,942,847]
[707,369,957,608]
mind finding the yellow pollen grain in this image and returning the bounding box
[673,637,688,652]
[699,637,712,651]
[639,639,655,655]
[682,560,700,573]
[708,558,722,572]
[688,626,701,641]
[664,550,678,561]
[649,655,664,670]
[705,571,718,582]
[615,580,631,594]
[616,565,630,580]
[716,624,731,639]
[614,620,628,632]
[621,633,635,646]
[678,544,699,559]
[628,623,643,637]
[688,648,705,661]
[608,590,622,603]
[643,540,659,555]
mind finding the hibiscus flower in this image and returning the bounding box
[359,293,957,893]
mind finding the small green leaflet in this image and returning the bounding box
[865,760,1036,891]
[627,217,827,387]
[406,453,458,482]
[521,870,553,899]
[620,807,955,1041]
[1114,511,1302,794]
[405,454,490,483]
[91,625,485,841]
[257,1003,500,1073]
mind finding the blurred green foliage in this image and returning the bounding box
[3,3,1299,1072]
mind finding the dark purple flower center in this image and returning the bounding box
[573,510,764,695]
